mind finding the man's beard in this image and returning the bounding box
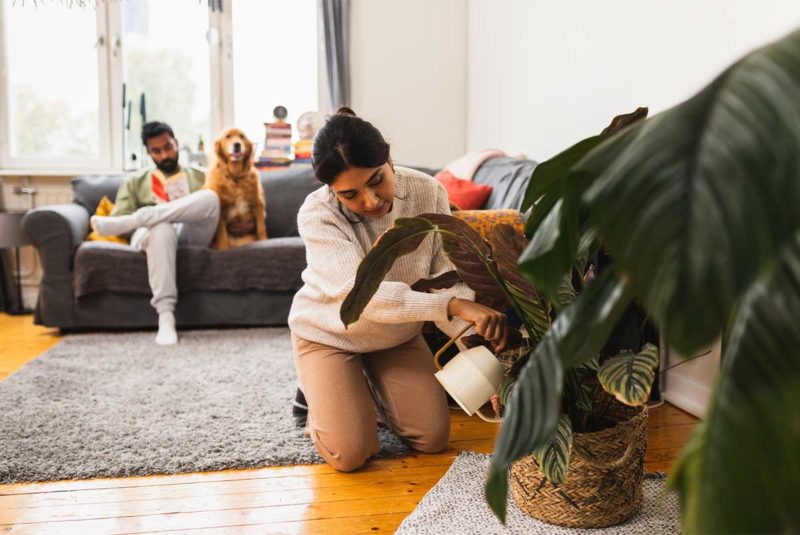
[156,158,179,174]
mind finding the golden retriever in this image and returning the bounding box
[204,128,267,250]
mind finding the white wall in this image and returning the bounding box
[467,0,800,160]
[350,0,467,168]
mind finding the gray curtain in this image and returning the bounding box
[318,0,351,109]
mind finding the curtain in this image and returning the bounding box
[318,0,351,109]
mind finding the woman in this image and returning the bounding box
[288,107,507,472]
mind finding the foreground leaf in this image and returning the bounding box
[581,29,800,354]
[487,340,562,523]
[533,415,574,485]
[598,343,659,406]
[521,106,647,236]
[671,233,800,534]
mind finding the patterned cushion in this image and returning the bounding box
[451,209,525,239]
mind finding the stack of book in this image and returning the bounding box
[257,121,292,170]
[293,138,313,166]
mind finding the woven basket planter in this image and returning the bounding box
[509,399,648,528]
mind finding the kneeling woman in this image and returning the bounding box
[288,108,507,472]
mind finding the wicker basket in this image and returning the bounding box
[509,398,648,528]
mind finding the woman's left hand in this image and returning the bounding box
[447,298,508,352]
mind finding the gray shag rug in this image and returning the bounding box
[397,452,681,534]
[0,328,409,483]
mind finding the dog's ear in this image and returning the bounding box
[214,138,227,165]
[244,134,253,162]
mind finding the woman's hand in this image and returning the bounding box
[447,298,508,352]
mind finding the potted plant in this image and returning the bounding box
[340,108,658,528]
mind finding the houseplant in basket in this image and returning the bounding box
[340,108,657,528]
[489,29,800,534]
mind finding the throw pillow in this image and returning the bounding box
[435,170,493,210]
[86,196,129,244]
[452,209,525,240]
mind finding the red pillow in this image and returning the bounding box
[435,170,493,210]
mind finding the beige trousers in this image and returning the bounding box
[292,333,450,472]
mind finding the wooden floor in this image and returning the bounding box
[0,314,699,534]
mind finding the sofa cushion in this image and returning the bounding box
[260,166,321,238]
[472,157,538,210]
[435,170,494,209]
[72,175,129,214]
[73,237,307,298]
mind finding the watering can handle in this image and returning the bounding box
[434,324,473,371]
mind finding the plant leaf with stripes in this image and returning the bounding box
[341,217,437,326]
[597,343,659,406]
[533,415,574,485]
[488,223,551,340]
[420,213,509,308]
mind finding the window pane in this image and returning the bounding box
[4,1,101,160]
[122,0,210,169]
[233,0,318,146]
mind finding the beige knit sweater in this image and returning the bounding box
[288,166,475,353]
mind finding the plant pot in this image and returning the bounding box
[509,399,648,528]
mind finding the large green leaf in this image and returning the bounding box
[532,415,574,485]
[581,29,800,355]
[518,198,577,299]
[522,135,605,233]
[519,123,643,301]
[340,217,436,326]
[597,343,659,406]
[487,339,562,523]
[671,233,800,534]
[547,268,635,369]
[521,107,648,237]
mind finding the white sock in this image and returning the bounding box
[155,311,178,345]
[91,213,141,237]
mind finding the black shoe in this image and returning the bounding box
[292,387,308,427]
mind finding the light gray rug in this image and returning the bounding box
[397,452,681,534]
[0,328,409,483]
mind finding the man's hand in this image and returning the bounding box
[447,298,508,352]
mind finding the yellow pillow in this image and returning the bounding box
[451,209,525,240]
[86,196,129,244]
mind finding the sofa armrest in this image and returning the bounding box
[21,204,89,327]
[22,204,89,267]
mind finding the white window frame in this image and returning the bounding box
[0,0,324,173]
[0,1,115,172]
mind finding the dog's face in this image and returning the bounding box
[215,128,253,165]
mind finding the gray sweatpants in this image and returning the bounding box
[130,189,220,314]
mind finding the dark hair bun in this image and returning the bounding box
[335,106,357,117]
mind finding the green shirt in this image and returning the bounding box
[110,166,206,217]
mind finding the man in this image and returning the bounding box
[91,122,219,345]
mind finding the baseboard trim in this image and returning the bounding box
[662,372,712,418]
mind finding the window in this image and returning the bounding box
[0,0,321,172]
[232,0,318,148]
[0,0,109,168]
[121,0,212,169]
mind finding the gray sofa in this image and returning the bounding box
[22,158,536,330]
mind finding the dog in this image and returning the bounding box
[204,128,267,250]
